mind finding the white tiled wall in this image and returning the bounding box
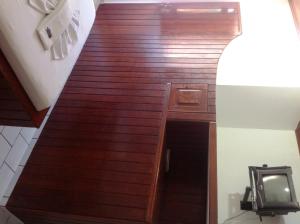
[0,126,37,205]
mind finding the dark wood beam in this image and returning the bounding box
[208,122,218,224]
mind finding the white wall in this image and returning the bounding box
[216,85,300,130]
[216,1,300,223]
[216,0,300,130]
[94,0,103,8]
[293,0,300,20]
[217,0,300,88]
[217,127,300,224]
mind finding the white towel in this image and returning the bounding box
[29,0,80,60]
[29,0,58,14]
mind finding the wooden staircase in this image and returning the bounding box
[6,3,240,224]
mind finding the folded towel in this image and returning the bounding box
[29,0,80,60]
[29,0,58,14]
[51,9,80,59]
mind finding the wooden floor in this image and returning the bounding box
[7,3,240,224]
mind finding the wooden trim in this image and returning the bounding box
[146,83,171,224]
[8,207,144,224]
[208,122,217,224]
[167,111,216,122]
[289,0,300,35]
[0,50,48,127]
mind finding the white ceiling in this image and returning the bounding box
[216,0,300,130]
[217,0,300,88]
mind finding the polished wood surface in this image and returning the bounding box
[146,83,170,224]
[7,3,240,224]
[0,50,48,127]
[169,83,208,112]
[208,122,217,224]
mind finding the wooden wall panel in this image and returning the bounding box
[146,84,170,224]
[7,3,241,224]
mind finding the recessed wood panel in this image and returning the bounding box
[169,83,208,112]
[177,89,202,104]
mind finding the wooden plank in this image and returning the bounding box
[167,111,216,122]
[82,47,224,54]
[22,164,153,185]
[146,84,170,224]
[208,122,218,224]
[80,51,222,59]
[48,114,161,127]
[9,208,145,224]
[28,148,155,165]
[86,38,231,45]
[83,42,227,49]
[45,122,160,137]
